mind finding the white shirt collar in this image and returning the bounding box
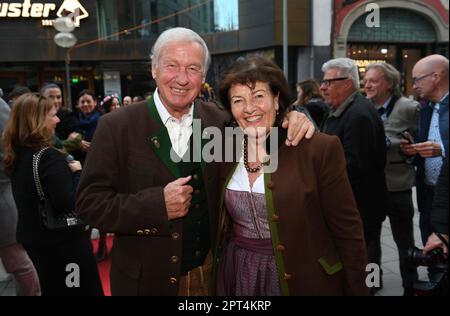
[153,88,194,125]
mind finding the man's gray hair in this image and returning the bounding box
[322,58,360,89]
[366,62,402,98]
[151,27,211,76]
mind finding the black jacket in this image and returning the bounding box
[56,109,80,140]
[296,98,330,128]
[11,147,82,246]
[321,92,388,226]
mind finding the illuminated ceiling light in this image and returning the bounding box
[381,48,388,54]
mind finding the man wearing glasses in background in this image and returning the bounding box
[320,58,388,295]
[401,55,448,270]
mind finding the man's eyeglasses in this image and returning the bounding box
[320,77,349,87]
[413,72,434,85]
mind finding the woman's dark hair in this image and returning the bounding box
[218,56,291,125]
[100,94,120,113]
[296,79,323,105]
[77,89,96,101]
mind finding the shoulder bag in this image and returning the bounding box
[33,147,84,231]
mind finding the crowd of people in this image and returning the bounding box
[0,26,448,297]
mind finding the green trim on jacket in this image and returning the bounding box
[264,171,290,296]
[146,97,181,179]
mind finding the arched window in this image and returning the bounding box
[348,8,437,43]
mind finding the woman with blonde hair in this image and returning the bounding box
[2,93,103,296]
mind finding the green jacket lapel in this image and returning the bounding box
[146,97,181,179]
[193,102,208,174]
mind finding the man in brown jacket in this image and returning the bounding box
[76,27,314,296]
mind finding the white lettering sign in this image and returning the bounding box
[0,0,89,27]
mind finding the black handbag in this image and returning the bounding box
[33,147,84,231]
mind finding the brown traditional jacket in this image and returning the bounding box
[76,98,230,295]
[215,132,369,296]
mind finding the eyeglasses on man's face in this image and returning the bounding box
[320,77,349,87]
[412,72,434,85]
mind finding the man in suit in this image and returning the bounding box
[76,27,314,296]
[401,55,449,250]
[320,58,388,294]
[364,62,420,295]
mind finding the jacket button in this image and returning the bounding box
[170,256,179,263]
[172,232,181,240]
[193,174,199,181]
[136,230,144,236]
[276,245,286,252]
[152,138,161,149]
[151,228,158,235]
[284,273,292,280]
[169,277,178,284]
[267,181,275,190]
[194,189,201,195]
[272,214,280,222]
[262,155,271,166]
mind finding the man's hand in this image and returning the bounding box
[413,141,442,158]
[164,176,193,220]
[68,132,81,141]
[68,160,82,173]
[424,233,448,257]
[399,139,417,156]
[81,140,91,152]
[282,111,315,146]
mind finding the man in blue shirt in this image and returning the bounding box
[401,55,449,260]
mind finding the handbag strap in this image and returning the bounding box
[32,147,49,201]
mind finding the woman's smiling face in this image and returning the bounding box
[229,81,279,138]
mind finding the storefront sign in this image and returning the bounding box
[103,71,122,100]
[0,0,88,27]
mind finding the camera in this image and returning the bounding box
[408,247,447,267]
[408,246,448,296]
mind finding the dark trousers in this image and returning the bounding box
[364,222,382,269]
[386,190,418,289]
[417,184,441,282]
[418,184,435,246]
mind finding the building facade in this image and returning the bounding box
[0,0,312,106]
[333,0,449,96]
[1,0,447,106]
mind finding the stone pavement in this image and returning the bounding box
[376,207,428,296]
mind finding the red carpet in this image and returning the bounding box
[91,236,113,296]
